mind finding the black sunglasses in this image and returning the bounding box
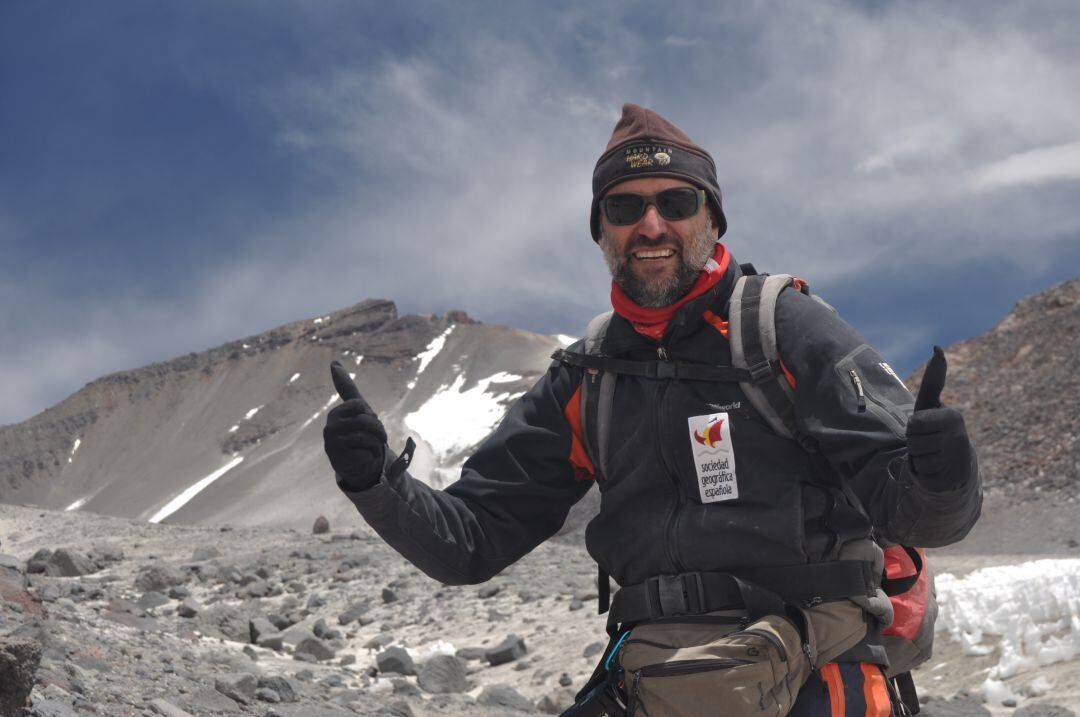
[601,187,706,225]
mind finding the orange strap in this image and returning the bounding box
[821,663,846,717]
[860,664,892,717]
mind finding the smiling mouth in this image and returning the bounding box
[632,248,676,260]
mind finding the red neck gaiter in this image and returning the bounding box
[611,242,730,341]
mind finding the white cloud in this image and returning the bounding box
[971,140,1080,191]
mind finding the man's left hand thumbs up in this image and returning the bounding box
[905,346,973,490]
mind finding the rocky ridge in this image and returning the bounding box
[906,277,1080,500]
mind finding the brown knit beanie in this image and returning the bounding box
[590,103,727,241]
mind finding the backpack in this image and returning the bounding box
[555,267,934,711]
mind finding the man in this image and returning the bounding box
[324,104,981,715]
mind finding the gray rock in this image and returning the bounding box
[168,585,190,599]
[376,646,416,676]
[0,636,43,716]
[485,634,527,666]
[255,687,281,703]
[558,673,573,687]
[26,698,79,717]
[215,672,257,705]
[268,613,293,630]
[392,679,422,697]
[478,684,534,711]
[416,654,469,694]
[281,626,316,648]
[312,516,330,534]
[455,646,487,661]
[88,543,124,565]
[919,695,993,717]
[478,584,501,599]
[148,698,195,716]
[249,617,280,643]
[46,548,96,577]
[138,591,171,610]
[538,687,578,714]
[381,587,398,603]
[364,633,395,650]
[0,554,22,572]
[583,641,605,658]
[1014,706,1076,717]
[244,579,273,598]
[294,637,336,662]
[338,601,369,626]
[258,634,285,651]
[26,548,52,574]
[258,675,300,703]
[177,598,201,618]
[135,563,188,592]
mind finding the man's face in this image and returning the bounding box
[598,176,719,308]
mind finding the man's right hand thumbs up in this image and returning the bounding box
[324,361,387,491]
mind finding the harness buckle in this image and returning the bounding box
[654,361,677,379]
[747,359,774,384]
[648,572,706,617]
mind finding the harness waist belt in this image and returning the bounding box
[607,560,878,627]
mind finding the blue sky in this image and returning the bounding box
[2,1,1079,425]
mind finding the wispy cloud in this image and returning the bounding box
[971,140,1080,191]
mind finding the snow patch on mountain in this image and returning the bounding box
[148,456,245,524]
[68,437,81,464]
[937,558,1080,687]
[407,326,454,390]
[244,405,263,420]
[555,334,577,347]
[404,372,523,461]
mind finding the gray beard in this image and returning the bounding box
[600,220,718,308]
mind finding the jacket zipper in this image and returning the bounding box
[654,345,685,573]
[848,369,867,413]
[637,657,752,678]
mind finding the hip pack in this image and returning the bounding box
[552,267,935,711]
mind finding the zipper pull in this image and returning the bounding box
[657,346,669,361]
[848,369,867,413]
[586,367,600,384]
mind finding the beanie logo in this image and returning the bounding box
[624,144,673,170]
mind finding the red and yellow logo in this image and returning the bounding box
[693,418,725,448]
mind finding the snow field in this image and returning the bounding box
[936,558,1080,698]
[404,372,523,462]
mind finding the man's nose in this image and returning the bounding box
[637,204,666,239]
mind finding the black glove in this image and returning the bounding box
[905,346,973,491]
[323,361,387,491]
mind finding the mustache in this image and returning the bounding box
[624,236,682,255]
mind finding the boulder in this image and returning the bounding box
[485,634,527,666]
[416,654,468,694]
[257,675,300,703]
[0,636,43,716]
[312,516,330,534]
[135,563,188,592]
[293,637,336,662]
[214,673,257,705]
[376,646,416,676]
[478,684,534,711]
